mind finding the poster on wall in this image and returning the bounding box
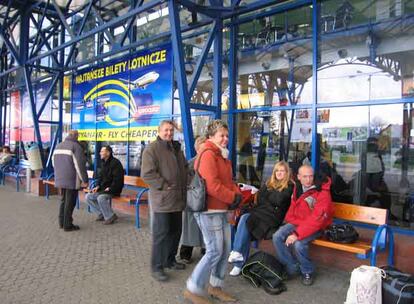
[72,44,172,142]
[295,109,330,123]
[10,91,20,142]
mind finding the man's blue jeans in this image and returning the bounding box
[232,213,251,268]
[85,192,114,220]
[272,223,320,275]
[187,212,231,295]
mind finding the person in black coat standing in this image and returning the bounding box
[86,145,124,225]
[228,161,293,276]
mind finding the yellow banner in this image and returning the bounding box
[78,126,158,142]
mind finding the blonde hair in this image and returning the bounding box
[194,136,207,152]
[266,161,291,191]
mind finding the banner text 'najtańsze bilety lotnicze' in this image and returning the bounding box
[72,45,172,141]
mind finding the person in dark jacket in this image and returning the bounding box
[178,136,206,264]
[141,120,187,282]
[52,130,89,231]
[86,145,124,225]
[228,161,293,276]
[272,165,333,286]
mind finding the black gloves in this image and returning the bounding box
[229,194,243,210]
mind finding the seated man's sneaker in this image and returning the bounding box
[95,214,104,221]
[103,213,118,225]
[151,270,168,282]
[207,286,237,302]
[183,289,212,304]
[229,266,242,277]
[228,251,243,263]
[166,260,186,270]
[301,273,314,286]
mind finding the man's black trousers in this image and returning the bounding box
[59,188,78,229]
[151,211,182,272]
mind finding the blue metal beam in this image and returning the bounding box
[119,0,144,46]
[228,0,312,25]
[27,0,163,66]
[189,103,218,112]
[168,0,195,159]
[177,0,227,18]
[227,1,238,167]
[29,0,50,59]
[64,0,94,68]
[213,15,223,119]
[311,0,318,171]
[30,15,60,67]
[23,67,46,168]
[188,21,217,97]
[0,25,21,66]
[36,74,59,119]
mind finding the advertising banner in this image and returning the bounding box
[72,45,172,141]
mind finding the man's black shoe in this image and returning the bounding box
[301,273,314,286]
[63,225,80,232]
[152,270,168,282]
[96,214,104,221]
[166,261,186,270]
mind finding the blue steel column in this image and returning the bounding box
[311,0,319,171]
[228,2,238,168]
[168,0,195,158]
[21,6,45,168]
[212,0,223,119]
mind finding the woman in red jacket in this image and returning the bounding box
[184,120,242,304]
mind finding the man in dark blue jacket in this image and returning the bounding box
[86,145,124,225]
[53,130,89,231]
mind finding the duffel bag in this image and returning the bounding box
[381,266,414,304]
[241,251,287,295]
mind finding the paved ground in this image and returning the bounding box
[0,186,350,304]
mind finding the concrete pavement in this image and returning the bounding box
[0,186,350,304]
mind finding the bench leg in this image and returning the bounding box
[45,184,49,200]
[16,177,19,192]
[135,189,149,230]
[76,195,80,209]
[135,203,140,229]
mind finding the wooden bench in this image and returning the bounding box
[1,159,31,192]
[112,175,149,229]
[44,170,95,197]
[312,202,394,266]
[84,175,149,229]
[43,170,95,210]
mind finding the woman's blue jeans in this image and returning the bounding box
[186,212,231,295]
[232,213,252,268]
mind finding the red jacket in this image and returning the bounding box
[285,178,334,240]
[196,141,241,211]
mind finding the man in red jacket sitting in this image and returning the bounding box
[272,165,333,286]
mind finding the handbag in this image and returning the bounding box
[186,149,212,212]
[325,222,359,244]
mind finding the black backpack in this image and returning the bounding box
[325,222,359,244]
[241,251,287,295]
[381,266,414,304]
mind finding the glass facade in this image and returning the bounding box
[2,0,414,231]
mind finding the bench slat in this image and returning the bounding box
[124,175,148,188]
[332,202,387,225]
[312,239,372,254]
